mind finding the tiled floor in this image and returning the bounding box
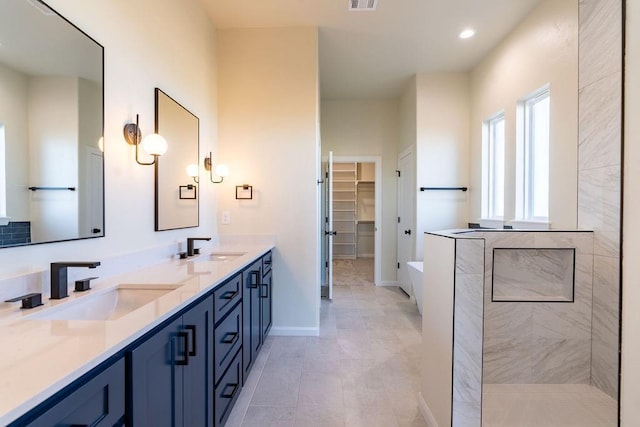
[483,384,617,427]
[226,259,427,426]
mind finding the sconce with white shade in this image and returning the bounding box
[204,152,229,184]
[186,164,200,183]
[123,114,168,166]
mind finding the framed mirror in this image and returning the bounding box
[154,88,199,231]
[0,0,104,248]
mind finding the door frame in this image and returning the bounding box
[396,147,416,296]
[332,155,382,286]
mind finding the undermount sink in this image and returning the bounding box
[204,252,246,262]
[26,284,183,321]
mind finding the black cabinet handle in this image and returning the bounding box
[175,332,189,366]
[264,259,272,265]
[324,230,337,236]
[249,271,260,289]
[221,383,239,399]
[260,283,269,299]
[221,332,239,345]
[404,229,411,235]
[221,290,238,300]
[185,325,196,357]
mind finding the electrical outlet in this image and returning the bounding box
[221,211,231,225]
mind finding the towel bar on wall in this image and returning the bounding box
[419,187,468,192]
[28,187,76,191]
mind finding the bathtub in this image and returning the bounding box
[407,261,423,315]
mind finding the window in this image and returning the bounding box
[482,113,505,219]
[522,88,550,221]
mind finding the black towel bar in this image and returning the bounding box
[420,187,468,192]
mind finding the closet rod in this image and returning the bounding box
[419,187,468,192]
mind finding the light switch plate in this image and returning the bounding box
[221,211,231,225]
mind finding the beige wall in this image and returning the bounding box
[468,0,578,228]
[321,99,399,284]
[415,73,470,258]
[0,0,218,276]
[399,77,417,154]
[622,0,640,423]
[217,27,320,333]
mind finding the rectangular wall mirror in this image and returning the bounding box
[0,0,104,248]
[155,88,199,231]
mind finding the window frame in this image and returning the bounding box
[521,87,550,222]
[482,112,506,220]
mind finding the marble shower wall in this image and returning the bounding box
[452,238,484,426]
[578,0,622,399]
[478,231,594,385]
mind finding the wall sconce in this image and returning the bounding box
[186,164,200,183]
[123,114,168,166]
[204,152,229,184]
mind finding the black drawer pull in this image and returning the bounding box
[249,271,260,289]
[264,259,272,265]
[185,325,196,357]
[221,332,239,345]
[260,283,269,299]
[221,290,238,300]
[221,383,239,399]
[175,332,189,366]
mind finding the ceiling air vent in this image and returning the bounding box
[349,0,377,11]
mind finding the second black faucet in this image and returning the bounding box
[187,237,211,257]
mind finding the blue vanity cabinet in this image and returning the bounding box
[242,258,262,382]
[129,294,213,427]
[8,356,125,427]
[261,268,272,341]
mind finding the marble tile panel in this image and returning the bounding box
[578,168,604,229]
[593,254,620,291]
[530,337,591,384]
[579,0,622,88]
[451,400,481,427]
[483,337,532,383]
[594,230,620,258]
[455,239,484,274]
[483,301,533,339]
[452,340,482,403]
[241,406,296,427]
[454,273,483,335]
[492,249,574,301]
[533,231,594,255]
[532,300,592,341]
[578,72,622,170]
[591,338,619,398]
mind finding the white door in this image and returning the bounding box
[321,152,335,299]
[397,149,415,296]
[88,148,104,236]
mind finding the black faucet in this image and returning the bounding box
[187,237,211,257]
[51,261,101,299]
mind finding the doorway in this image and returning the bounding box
[396,147,415,297]
[321,154,381,299]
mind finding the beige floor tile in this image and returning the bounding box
[241,406,296,427]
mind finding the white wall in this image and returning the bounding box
[321,99,399,284]
[622,0,640,423]
[216,27,320,333]
[28,77,79,242]
[0,0,218,277]
[0,63,29,221]
[414,73,470,258]
[399,77,417,154]
[468,0,578,228]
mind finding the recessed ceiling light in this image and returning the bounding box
[459,28,476,39]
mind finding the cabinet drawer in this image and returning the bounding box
[214,302,242,385]
[214,349,242,427]
[21,358,125,427]
[214,273,242,324]
[262,251,272,276]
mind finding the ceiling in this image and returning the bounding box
[199,0,540,100]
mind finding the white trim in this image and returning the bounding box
[417,392,439,427]
[378,280,399,287]
[332,155,382,286]
[0,217,10,226]
[269,326,319,336]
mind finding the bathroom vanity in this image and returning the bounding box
[0,244,274,427]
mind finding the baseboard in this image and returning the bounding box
[269,326,319,336]
[417,392,439,427]
[377,280,399,287]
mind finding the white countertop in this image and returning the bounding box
[0,242,273,425]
